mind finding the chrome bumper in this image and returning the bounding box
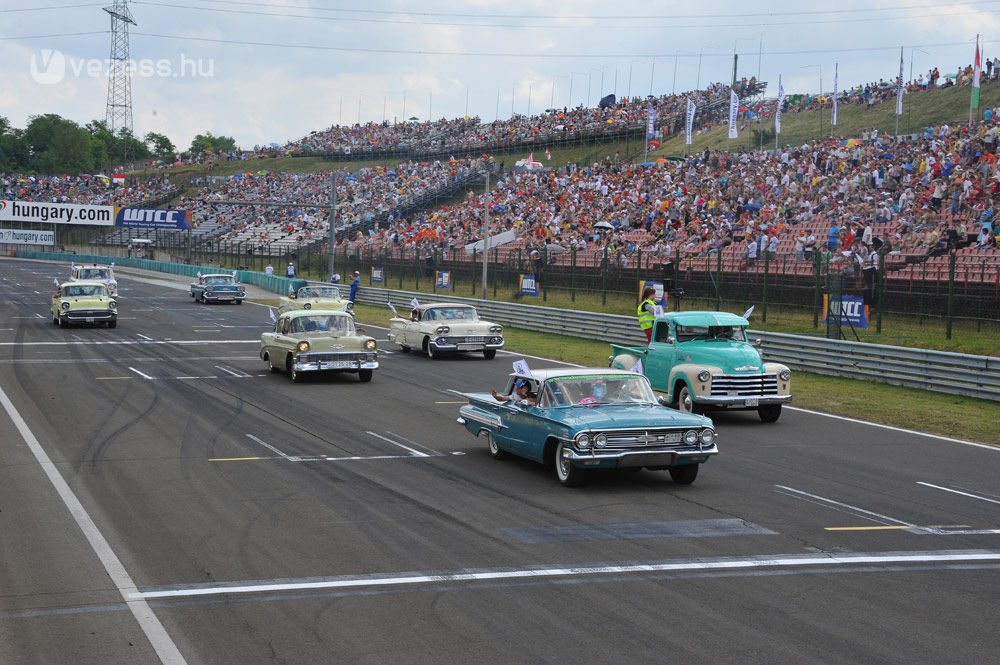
[563,445,717,468]
[293,355,378,372]
[695,394,792,407]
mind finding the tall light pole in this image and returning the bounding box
[591,66,605,102]
[572,71,587,108]
[697,45,718,90]
[552,74,569,111]
[629,60,645,99]
[800,64,823,134]
[733,37,755,89]
[527,81,533,116]
[672,51,693,95]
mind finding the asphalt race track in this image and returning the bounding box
[2,257,999,665]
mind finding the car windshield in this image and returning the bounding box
[298,286,341,299]
[541,375,656,406]
[63,285,107,297]
[423,306,479,321]
[290,314,354,334]
[205,276,234,285]
[78,268,112,280]
[675,324,747,342]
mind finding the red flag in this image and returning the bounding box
[545,148,551,160]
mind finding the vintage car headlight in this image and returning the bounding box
[297,340,310,353]
[696,369,711,382]
[108,301,117,310]
[700,429,716,445]
[576,433,591,449]
[436,325,450,334]
[490,325,503,333]
[61,302,70,310]
[593,433,608,449]
[684,430,699,445]
[365,339,377,351]
[303,302,312,309]
[237,289,246,296]
[778,368,791,381]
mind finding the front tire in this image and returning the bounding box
[288,356,303,383]
[669,464,699,485]
[554,441,585,487]
[266,353,280,373]
[424,338,438,359]
[483,349,497,360]
[358,369,373,382]
[758,404,782,423]
[107,320,117,329]
[398,344,410,353]
[676,385,695,414]
[59,317,68,329]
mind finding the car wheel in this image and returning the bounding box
[758,404,782,423]
[398,344,410,353]
[59,317,68,329]
[554,441,584,487]
[486,431,508,460]
[236,299,243,305]
[52,313,59,326]
[676,385,696,413]
[669,464,699,485]
[424,338,438,359]
[288,356,303,383]
[483,349,497,360]
[200,293,207,304]
[358,369,373,382]
[266,354,280,373]
[107,320,117,329]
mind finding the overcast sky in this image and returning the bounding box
[2,1,998,151]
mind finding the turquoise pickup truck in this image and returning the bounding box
[610,311,791,422]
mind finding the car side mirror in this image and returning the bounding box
[752,338,762,347]
[356,326,366,334]
[657,396,666,405]
[665,336,675,344]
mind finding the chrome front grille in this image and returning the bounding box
[603,429,687,450]
[303,352,373,362]
[710,373,778,397]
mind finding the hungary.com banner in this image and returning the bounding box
[0,200,115,225]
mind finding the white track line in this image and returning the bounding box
[245,434,301,462]
[0,383,188,663]
[366,431,429,457]
[917,482,1000,505]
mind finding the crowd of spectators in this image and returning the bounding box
[1,174,177,207]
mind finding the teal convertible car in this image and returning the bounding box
[457,368,718,487]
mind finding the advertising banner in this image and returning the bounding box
[0,228,55,245]
[637,279,669,308]
[371,267,384,284]
[114,207,190,230]
[519,273,539,297]
[0,200,114,226]
[435,270,450,290]
[822,294,869,329]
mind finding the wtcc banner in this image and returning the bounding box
[0,228,55,245]
[115,207,190,230]
[519,273,539,297]
[435,270,450,289]
[728,90,739,139]
[822,294,869,329]
[371,267,384,284]
[0,200,114,226]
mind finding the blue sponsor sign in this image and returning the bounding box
[435,270,450,289]
[371,267,384,284]
[115,207,189,230]
[519,273,538,297]
[638,279,668,307]
[822,294,869,329]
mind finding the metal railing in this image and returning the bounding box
[357,286,1000,402]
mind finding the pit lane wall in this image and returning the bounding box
[12,251,1000,402]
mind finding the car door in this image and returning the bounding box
[644,321,675,392]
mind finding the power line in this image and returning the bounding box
[132,31,973,60]
[0,31,108,40]
[0,3,104,12]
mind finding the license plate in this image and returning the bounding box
[458,344,482,350]
[744,397,759,407]
[328,360,356,368]
[86,317,95,323]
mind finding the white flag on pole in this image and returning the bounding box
[896,47,905,116]
[387,301,398,317]
[410,297,420,309]
[775,78,785,135]
[832,63,839,126]
[685,98,696,145]
[728,90,739,139]
[512,359,533,378]
[269,307,277,322]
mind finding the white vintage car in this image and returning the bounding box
[50,280,118,328]
[278,284,352,315]
[387,303,503,359]
[69,263,117,297]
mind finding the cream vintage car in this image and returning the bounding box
[260,309,377,382]
[50,280,118,328]
[69,263,118,297]
[387,302,503,359]
[278,284,352,315]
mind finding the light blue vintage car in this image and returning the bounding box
[457,368,718,487]
[190,273,245,304]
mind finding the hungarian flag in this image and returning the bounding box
[972,38,982,110]
[113,172,125,185]
[545,148,551,160]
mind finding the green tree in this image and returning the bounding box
[144,131,176,161]
[0,116,28,171]
[189,131,237,156]
[23,114,93,174]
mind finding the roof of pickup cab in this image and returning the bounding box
[657,311,749,326]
